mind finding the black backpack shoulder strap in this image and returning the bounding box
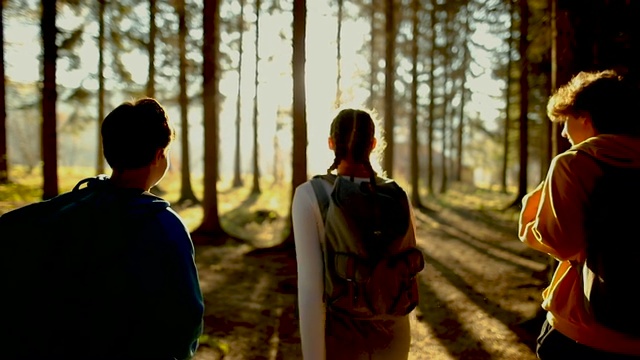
[72,174,111,192]
[310,174,336,223]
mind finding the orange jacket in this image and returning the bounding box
[519,134,640,355]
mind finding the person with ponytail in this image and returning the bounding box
[292,108,418,359]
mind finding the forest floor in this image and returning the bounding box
[190,184,551,360]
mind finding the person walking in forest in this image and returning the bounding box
[0,98,204,360]
[519,69,640,359]
[292,108,424,359]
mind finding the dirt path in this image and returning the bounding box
[193,201,550,360]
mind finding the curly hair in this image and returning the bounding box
[547,70,640,135]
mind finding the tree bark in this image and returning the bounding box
[177,0,199,206]
[251,0,262,195]
[41,0,59,200]
[232,0,246,188]
[383,0,395,177]
[194,0,226,243]
[0,0,8,184]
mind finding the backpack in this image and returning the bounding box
[0,175,169,358]
[578,150,640,336]
[310,173,425,319]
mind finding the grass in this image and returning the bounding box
[1,167,521,245]
[0,166,293,247]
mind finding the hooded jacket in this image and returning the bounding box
[519,134,640,355]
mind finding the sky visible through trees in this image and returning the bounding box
[3,0,507,186]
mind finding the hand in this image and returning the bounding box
[520,182,544,222]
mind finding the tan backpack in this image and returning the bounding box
[310,174,425,319]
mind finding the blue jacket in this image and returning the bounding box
[0,176,204,360]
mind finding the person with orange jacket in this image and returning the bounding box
[519,69,640,359]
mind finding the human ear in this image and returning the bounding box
[371,137,377,150]
[153,148,166,165]
[328,137,336,150]
[583,116,598,136]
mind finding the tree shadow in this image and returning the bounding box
[419,254,541,359]
[416,271,495,360]
[423,208,546,266]
[194,244,300,359]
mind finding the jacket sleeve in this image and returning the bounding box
[292,182,327,360]
[153,209,205,360]
[518,152,593,260]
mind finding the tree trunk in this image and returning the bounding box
[232,0,246,188]
[41,0,58,200]
[194,0,226,243]
[335,0,343,109]
[439,48,449,195]
[456,8,470,183]
[368,0,376,110]
[409,0,421,208]
[147,0,156,97]
[426,0,436,196]
[176,0,199,205]
[383,0,395,178]
[512,0,530,207]
[279,0,307,249]
[501,0,515,193]
[97,0,106,175]
[251,0,262,195]
[0,0,8,184]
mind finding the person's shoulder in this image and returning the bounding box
[375,175,408,193]
[146,204,185,225]
[553,146,597,167]
[295,179,317,194]
[550,147,604,183]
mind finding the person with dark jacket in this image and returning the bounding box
[0,98,204,360]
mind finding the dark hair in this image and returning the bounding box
[547,69,640,135]
[327,109,377,183]
[101,98,175,170]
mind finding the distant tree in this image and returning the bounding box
[501,0,515,194]
[408,0,421,207]
[426,0,437,196]
[41,0,59,199]
[511,0,530,207]
[439,8,452,195]
[96,0,106,175]
[334,0,343,108]
[382,0,395,177]
[193,0,227,243]
[250,0,261,195]
[0,0,8,184]
[232,0,246,188]
[367,0,376,110]
[455,5,470,183]
[176,0,199,206]
[146,0,157,97]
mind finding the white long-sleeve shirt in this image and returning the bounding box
[292,179,331,360]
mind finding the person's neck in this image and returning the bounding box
[336,162,372,178]
[109,168,154,191]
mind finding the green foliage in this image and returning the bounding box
[0,182,41,203]
[197,334,230,355]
